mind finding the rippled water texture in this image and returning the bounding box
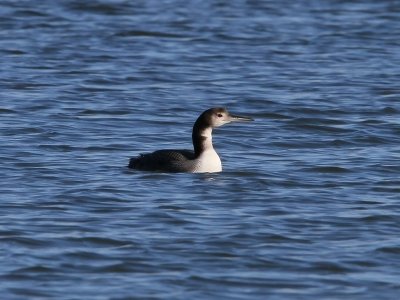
[1,0,400,299]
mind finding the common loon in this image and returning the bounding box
[128,107,253,173]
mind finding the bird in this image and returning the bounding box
[128,107,253,173]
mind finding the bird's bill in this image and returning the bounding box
[229,113,254,122]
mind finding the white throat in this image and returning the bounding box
[201,127,214,150]
[193,127,222,173]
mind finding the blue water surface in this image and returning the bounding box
[1,0,400,299]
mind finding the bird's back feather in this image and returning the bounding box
[128,149,196,172]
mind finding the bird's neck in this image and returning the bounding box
[192,123,214,157]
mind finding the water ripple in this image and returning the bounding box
[1,0,400,299]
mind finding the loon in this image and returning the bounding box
[128,107,253,173]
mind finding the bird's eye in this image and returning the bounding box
[217,113,223,118]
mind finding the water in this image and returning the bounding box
[1,0,400,299]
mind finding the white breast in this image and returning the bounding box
[193,148,222,173]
